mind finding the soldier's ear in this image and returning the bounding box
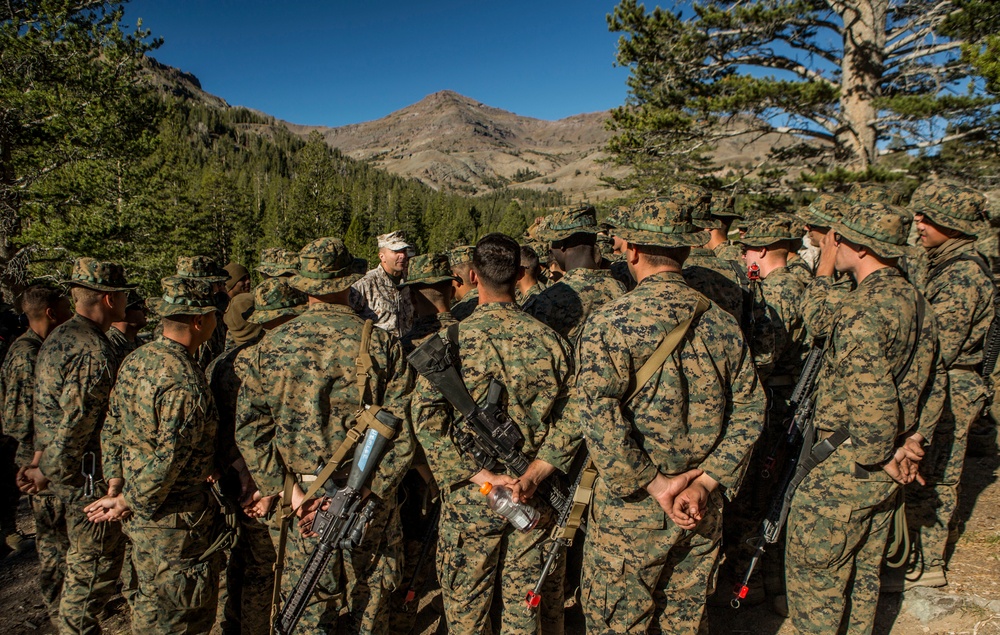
[468,268,479,285]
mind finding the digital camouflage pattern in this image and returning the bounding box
[34,313,126,635]
[31,494,69,618]
[760,266,809,384]
[235,300,415,634]
[351,264,415,338]
[105,326,137,369]
[570,271,764,634]
[910,179,989,237]
[714,241,743,262]
[684,247,745,324]
[524,267,626,350]
[515,279,547,306]
[257,247,298,277]
[409,302,573,635]
[801,273,855,339]
[451,287,479,322]
[786,267,946,635]
[106,336,223,633]
[906,236,994,572]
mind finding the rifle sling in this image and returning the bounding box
[625,296,711,404]
[550,462,598,543]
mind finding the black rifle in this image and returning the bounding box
[400,500,440,610]
[759,344,826,478]
[407,334,570,514]
[274,410,401,635]
[525,447,591,613]
[732,343,825,608]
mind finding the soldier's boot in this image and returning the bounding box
[904,565,947,590]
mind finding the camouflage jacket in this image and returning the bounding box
[714,241,743,262]
[524,268,626,350]
[450,287,479,322]
[684,247,745,324]
[801,267,946,517]
[207,332,264,468]
[920,239,994,369]
[760,266,809,382]
[401,312,457,356]
[608,260,636,292]
[106,326,138,369]
[195,315,227,370]
[569,272,764,512]
[515,280,547,307]
[235,303,415,499]
[350,264,414,338]
[103,337,219,519]
[35,315,119,492]
[801,273,855,340]
[786,253,814,286]
[1,330,43,465]
[409,302,573,490]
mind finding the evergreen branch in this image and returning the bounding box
[711,53,837,87]
[878,127,985,155]
[886,41,963,68]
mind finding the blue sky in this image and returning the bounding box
[125,0,632,127]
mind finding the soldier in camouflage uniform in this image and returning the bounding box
[20,258,133,635]
[256,248,298,279]
[410,233,574,635]
[449,245,479,321]
[106,290,146,366]
[706,196,744,261]
[4,283,72,615]
[785,202,945,634]
[87,275,225,634]
[236,237,415,635]
[207,280,305,635]
[524,206,626,350]
[399,252,459,355]
[567,197,764,634]
[900,181,995,590]
[515,245,547,306]
[350,230,415,337]
[169,256,230,370]
[799,195,857,339]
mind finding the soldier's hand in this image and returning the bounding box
[19,466,49,495]
[106,477,124,497]
[816,230,838,277]
[646,469,702,518]
[469,469,518,492]
[670,473,718,530]
[246,493,278,519]
[84,494,131,523]
[510,459,556,503]
[899,434,926,463]
[297,496,327,537]
[15,465,32,491]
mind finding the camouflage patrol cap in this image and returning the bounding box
[289,237,364,296]
[800,194,853,229]
[739,216,798,248]
[833,202,911,258]
[248,278,307,325]
[68,258,136,292]
[909,179,988,237]
[175,256,228,283]
[613,197,705,248]
[537,205,598,242]
[848,183,904,206]
[448,245,476,268]
[399,253,459,288]
[223,292,263,344]
[153,276,217,317]
[256,248,299,277]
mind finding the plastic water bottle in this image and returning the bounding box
[480,482,539,532]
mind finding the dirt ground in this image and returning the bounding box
[3,449,998,635]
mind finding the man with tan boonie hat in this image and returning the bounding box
[20,257,133,635]
[248,278,307,327]
[398,252,460,352]
[800,194,857,339]
[571,195,764,634]
[897,180,995,592]
[350,231,414,337]
[235,236,415,634]
[448,245,479,321]
[526,205,626,349]
[257,248,298,278]
[784,200,945,633]
[88,274,226,633]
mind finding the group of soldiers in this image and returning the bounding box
[0,177,995,635]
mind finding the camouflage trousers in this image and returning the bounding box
[582,485,723,635]
[786,486,898,635]
[905,368,985,569]
[125,496,224,634]
[54,484,126,635]
[216,510,276,635]
[270,493,403,635]
[436,485,563,635]
[31,492,69,619]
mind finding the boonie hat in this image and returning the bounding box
[800,194,853,229]
[153,276,217,317]
[739,216,797,248]
[68,258,136,292]
[448,245,475,268]
[289,238,363,296]
[257,248,299,277]
[175,256,227,283]
[833,202,911,259]
[399,253,459,288]
[613,197,705,248]
[538,205,598,242]
[249,278,307,325]
[848,183,904,206]
[909,180,988,237]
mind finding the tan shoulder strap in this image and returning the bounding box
[624,296,710,404]
[355,319,376,407]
